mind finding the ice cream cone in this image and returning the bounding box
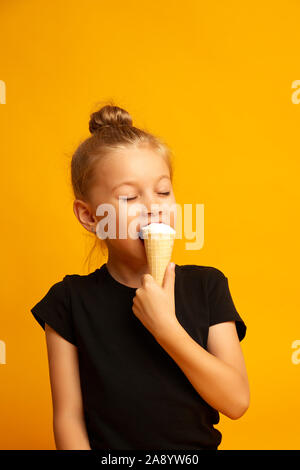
[140,223,176,286]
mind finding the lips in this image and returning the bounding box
[138,229,145,243]
[138,221,164,232]
[138,220,165,243]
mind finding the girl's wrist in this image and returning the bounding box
[154,317,182,343]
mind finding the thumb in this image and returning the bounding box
[162,262,175,292]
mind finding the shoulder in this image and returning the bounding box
[175,264,226,288]
[62,269,100,289]
[39,270,100,303]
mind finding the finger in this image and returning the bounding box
[162,262,175,292]
[132,295,142,308]
[134,292,143,309]
[141,273,153,287]
[135,287,142,297]
[132,304,139,316]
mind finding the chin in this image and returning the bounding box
[119,238,147,263]
[135,237,147,260]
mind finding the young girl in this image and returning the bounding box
[31,104,249,451]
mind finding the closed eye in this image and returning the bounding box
[124,192,170,201]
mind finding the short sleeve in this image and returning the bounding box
[30,275,77,346]
[207,269,246,342]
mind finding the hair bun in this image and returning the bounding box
[89,105,133,134]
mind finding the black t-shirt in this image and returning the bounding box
[30,263,246,450]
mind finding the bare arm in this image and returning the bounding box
[154,320,250,420]
[45,323,91,450]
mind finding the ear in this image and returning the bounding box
[162,262,175,292]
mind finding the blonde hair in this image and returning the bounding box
[70,102,174,272]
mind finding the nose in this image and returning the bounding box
[137,191,173,231]
[141,190,165,213]
[140,208,166,229]
[140,198,161,223]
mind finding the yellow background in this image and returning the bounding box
[1,0,299,450]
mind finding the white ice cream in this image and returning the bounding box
[140,223,176,239]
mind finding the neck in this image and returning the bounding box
[105,253,150,289]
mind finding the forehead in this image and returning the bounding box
[98,146,170,189]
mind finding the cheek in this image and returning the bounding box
[171,198,177,229]
[167,211,176,232]
[115,208,141,241]
[161,198,177,230]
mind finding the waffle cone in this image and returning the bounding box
[143,232,176,286]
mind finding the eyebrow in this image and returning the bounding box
[112,174,170,191]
